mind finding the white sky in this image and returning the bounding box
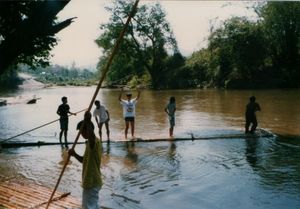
[50,0,257,69]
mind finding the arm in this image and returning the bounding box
[256,103,261,112]
[118,88,124,101]
[94,116,99,127]
[106,110,110,121]
[68,110,76,116]
[68,148,83,163]
[136,89,141,101]
[56,106,61,116]
[165,107,169,115]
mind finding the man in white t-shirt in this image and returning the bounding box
[93,100,110,141]
[118,88,141,139]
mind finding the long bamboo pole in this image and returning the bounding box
[45,0,140,208]
[0,108,87,143]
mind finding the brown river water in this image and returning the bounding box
[0,86,300,209]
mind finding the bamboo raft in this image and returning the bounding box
[0,180,80,208]
[0,141,86,149]
[0,129,274,149]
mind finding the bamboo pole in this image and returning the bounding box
[45,0,140,208]
[0,108,87,143]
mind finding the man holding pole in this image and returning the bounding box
[68,111,102,208]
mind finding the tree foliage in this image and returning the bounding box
[207,17,267,88]
[259,2,300,87]
[96,0,180,89]
[185,2,300,89]
[0,0,75,76]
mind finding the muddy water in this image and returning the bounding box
[0,87,300,209]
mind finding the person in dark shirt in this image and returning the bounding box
[245,96,261,134]
[57,96,76,146]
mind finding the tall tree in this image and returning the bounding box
[0,0,75,76]
[207,17,267,88]
[258,2,300,87]
[96,0,179,89]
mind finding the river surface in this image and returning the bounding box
[0,86,300,209]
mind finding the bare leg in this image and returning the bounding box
[59,130,63,143]
[105,121,110,140]
[250,119,258,133]
[245,121,250,133]
[169,126,174,137]
[130,121,135,138]
[125,121,129,139]
[64,130,68,146]
[99,123,104,140]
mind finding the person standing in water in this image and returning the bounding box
[245,96,261,134]
[119,88,141,139]
[93,100,110,141]
[56,96,76,146]
[165,96,176,137]
[68,111,103,209]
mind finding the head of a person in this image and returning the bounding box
[170,96,176,103]
[94,100,100,107]
[126,93,132,100]
[250,96,256,103]
[61,96,67,104]
[77,111,95,139]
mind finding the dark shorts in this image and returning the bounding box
[246,114,257,124]
[60,118,69,130]
[125,117,135,122]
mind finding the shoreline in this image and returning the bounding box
[18,73,47,90]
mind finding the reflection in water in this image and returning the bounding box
[245,138,259,168]
[1,137,300,208]
[125,141,138,165]
[58,147,71,166]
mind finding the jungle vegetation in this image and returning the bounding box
[0,1,299,89]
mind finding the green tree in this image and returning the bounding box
[207,17,267,88]
[0,0,75,76]
[258,2,300,87]
[184,48,210,87]
[96,0,179,89]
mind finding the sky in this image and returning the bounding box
[50,0,258,69]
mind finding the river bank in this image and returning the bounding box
[18,73,48,90]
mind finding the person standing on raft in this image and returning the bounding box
[56,96,76,147]
[93,100,110,141]
[165,96,176,137]
[119,88,141,139]
[245,96,261,134]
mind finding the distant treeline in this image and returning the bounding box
[20,64,97,86]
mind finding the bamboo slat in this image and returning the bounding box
[0,180,80,208]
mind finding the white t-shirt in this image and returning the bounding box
[93,105,108,123]
[120,99,137,118]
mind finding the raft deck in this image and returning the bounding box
[0,180,80,208]
[0,129,274,148]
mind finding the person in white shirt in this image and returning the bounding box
[118,88,141,139]
[93,100,110,141]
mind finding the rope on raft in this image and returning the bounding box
[45,0,141,208]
